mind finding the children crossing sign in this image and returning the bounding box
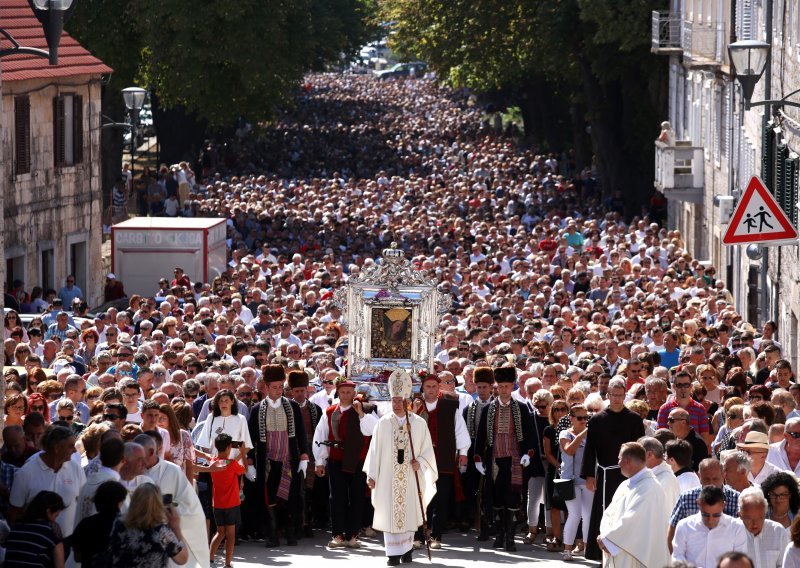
[723,176,798,245]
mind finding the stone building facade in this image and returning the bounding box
[653,0,800,371]
[0,1,111,308]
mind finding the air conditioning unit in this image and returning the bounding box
[713,195,734,224]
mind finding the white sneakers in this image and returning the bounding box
[429,539,442,550]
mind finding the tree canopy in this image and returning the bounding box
[381,0,667,215]
[67,0,380,127]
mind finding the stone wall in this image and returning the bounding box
[0,76,104,307]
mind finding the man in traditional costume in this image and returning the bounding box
[598,442,670,568]
[365,369,437,566]
[288,369,324,539]
[473,365,535,552]
[411,371,471,549]
[247,364,309,547]
[462,366,495,540]
[313,378,379,549]
[580,377,645,561]
[136,433,209,568]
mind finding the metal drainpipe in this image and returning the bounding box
[760,0,773,326]
[728,0,739,313]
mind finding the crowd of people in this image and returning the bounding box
[1,72,798,568]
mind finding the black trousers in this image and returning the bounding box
[415,473,453,540]
[328,459,367,539]
[491,457,521,509]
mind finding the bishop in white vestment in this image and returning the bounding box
[364,370,438,565]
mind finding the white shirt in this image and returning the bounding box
[750,459,785,486]
[672,513,747,567]
[10,453,86,538]
[312,405,379,465]
[310,389,336,412]
[743,518,789,568]
[424,399,471,455]
[677,470,701,493]
[197,413,252,460]
[767,440,800,476]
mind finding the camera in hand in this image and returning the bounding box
[162,493,173,506]
[231,440,243,448]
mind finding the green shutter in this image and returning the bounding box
[762,120,776,183]
[774,142,788,205]
[786,154,799,228]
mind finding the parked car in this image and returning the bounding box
[374,62,427,80]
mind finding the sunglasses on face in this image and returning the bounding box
[572,415,588,421]
[787,431,800,439]
[60,415,74,421]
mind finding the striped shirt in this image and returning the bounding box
[669,485,740,526]
[5,520,61,567]
[656,398,710,434]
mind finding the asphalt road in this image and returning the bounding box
[224,530,596,567]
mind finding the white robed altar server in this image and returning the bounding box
[364,370,438,564]
[598,442,671,568]
[136,434,211,568]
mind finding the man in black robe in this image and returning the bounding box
[580,377,645,561]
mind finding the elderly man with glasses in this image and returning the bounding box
[737,486,789,567]
[766,417,800,476]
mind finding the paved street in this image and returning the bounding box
[227,532,595,567]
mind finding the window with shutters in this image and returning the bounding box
[14,96,31,175]
[53,94,83,168]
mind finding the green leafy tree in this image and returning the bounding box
[381,0,667,216]
[68,0,379,166]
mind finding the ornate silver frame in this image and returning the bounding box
[334,243,450,399]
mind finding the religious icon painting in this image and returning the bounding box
[371,307,413,359]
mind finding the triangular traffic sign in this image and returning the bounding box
[723,175,798,245]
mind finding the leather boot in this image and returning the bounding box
[265,507,280,547]
[492,508,505,548]
[285,509,298,546]
[476,513,491,541]
[504,509,517,552]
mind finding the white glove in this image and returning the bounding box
[475,462,486,476]
[245,465,257,482]
[298,460,308,475]
[520,454,531,468]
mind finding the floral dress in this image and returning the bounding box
[170,429,196,473]
[109,519,183,568]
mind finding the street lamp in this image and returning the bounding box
[728,40,770,109]
[0,0,77,63]
[121,87,146,215]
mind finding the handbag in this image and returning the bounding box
[552,477,576,502]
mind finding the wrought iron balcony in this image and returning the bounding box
[651,11,682,54]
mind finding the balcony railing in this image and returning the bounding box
[655,140,704,202]
[682,20,724,66]
[651,11,682,53]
